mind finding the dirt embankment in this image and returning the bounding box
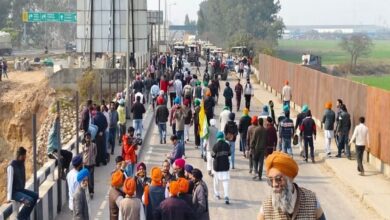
[0,71,56,202]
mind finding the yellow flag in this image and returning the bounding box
[198,100,209,139]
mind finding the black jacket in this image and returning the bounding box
[238,115,251,136]
[224,121,238,142]
[94,112,108,133]
[156,105,169,124]
[204,97,215,116]
[131,102,146,119]
[211,140,231,172]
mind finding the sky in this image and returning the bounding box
[147,0,390,27]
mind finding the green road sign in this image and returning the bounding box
[24,12,76,23]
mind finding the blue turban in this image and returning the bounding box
[77,168,90,183]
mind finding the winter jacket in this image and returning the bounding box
[238,115,251,137]
[250,126,267,155]
[246,125,258,151]
[156,105,169,124]
[154,197,194,220]
[266,124,278,148]
[82,142,97,166]
[192,180,210,220]
[109,110,119,129]
[300,117,317,137]
[224,121,238,142]
[336,111,351,135]
[212,140,231,172]
[322,109,336,131]
[223,87,233,99]
[295,112,306,131]
[80,107,90,132]
[279,118,294,139]
[234,84,243,98]
[204,97,215,116]
[94,111,108,133]
[169,142,184,164]
[184,107,192,125]
[175,107,186,131]
[133,80,144,93]
[131,102,146,120]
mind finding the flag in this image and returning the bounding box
[198,100,209,139]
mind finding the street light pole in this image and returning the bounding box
[126,0,130,117]
[158,0,161,54]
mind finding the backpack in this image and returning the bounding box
[184,86,192,98]
[226,122,238,141]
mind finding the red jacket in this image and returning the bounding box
[122,135,137,163]
[160,80,169,93]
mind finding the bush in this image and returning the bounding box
[77,69,100,101]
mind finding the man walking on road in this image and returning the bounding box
[156,96,169,144]
[247,116,258,173]
[117,99,126,144]
[295,104,308,157]
[234,79,243,112]
[238,108,251,158]
[349,117,369,176]
[250,118,267,180]
[335,104,351,159]
[300,110,317,163]
[224,113,239,169]
[131,96,146,137]
[66,155,83,212]
[282,80,292,108]
[322,102,335,157]
[223,82,234,111]
[219,106,231,132]
[265,117,278,158]
[243,78,254,111]
[94,106,108,166]
[279,107,294,157]
[212,131,231,205]
[206,119,218,176]
[6,147,39,220]
[109,102,119,154]
[257,151,325,220]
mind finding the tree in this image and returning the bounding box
[184,14,190,25]
[339,34,373,72]
[197,0,284,50]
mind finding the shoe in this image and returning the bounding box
[304,159,308,162]
[204,157,207,162]
[90,193,94,199]
[348,156,352,160]
[311,158,315,163]
[164,139,166,144]
[252,176,258,180]
[335,155,341,158]
[249,170,252,174]
[225,197,230,205]
[111,151,114,155]
[215,195,221,200]
[160,140,163,144]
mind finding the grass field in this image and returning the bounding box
[350,74,390,91]
[276,39,390,65]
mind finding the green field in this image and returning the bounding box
[276,39,390,65]
[350,75,390,91]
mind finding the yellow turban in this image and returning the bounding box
[243,108,249,115]
[265,151,299,179]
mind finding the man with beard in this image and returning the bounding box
[257,152,325,220]
[161,159,174,187]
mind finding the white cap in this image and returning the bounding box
[210,119,216,126]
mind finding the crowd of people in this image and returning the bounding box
[4,51,369,219]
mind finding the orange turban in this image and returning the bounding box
[177,177,189,194]
[169,181,180,197]
[325,102,332,109]
[123,178,136,196]
[151,167,163,186]
[111,170,125,188]
[205,89,211,97]
[265,151,299,179]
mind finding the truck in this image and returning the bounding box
[0,31,12,56]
